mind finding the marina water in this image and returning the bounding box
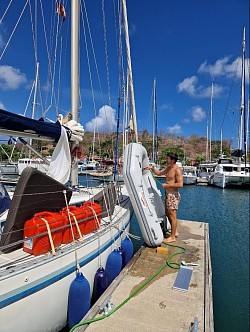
[80,175,249,331]
[158,181,249,332]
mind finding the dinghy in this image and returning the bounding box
[123,143,166,247]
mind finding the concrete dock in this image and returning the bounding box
[74,219,213,332]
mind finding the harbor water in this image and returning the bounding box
[80,176,250,331]
[155,181,249,332]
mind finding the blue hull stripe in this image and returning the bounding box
[1,219,130,309]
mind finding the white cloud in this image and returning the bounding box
[0,101,5,109]
[85,105,116,132]
[177,75,224,98]
[191,106,206,122]
[0,65,27,90]
[177,55,249,99]
[167,124,182,134]
[159,102,173,111]
[177,76,197,97]
[198,56,249,82]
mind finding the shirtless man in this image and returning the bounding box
[145,153,183,243]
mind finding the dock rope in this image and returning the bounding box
[69,241,187,331]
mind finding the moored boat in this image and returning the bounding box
[0,1,138,331]
[209,158,250,188]
[182,166,197,185]
[209,28,250,189]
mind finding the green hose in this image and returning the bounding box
[69,242,187,331]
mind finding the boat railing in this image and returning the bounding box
[0,204,121,256]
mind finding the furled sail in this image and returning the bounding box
[0,109,63,142]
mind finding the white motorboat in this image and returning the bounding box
[209,158,250,188]
[0,162,19,176]
[182,166,197,185]
[18,157,51,175]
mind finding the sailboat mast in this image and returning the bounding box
[238,27,246,165]
[205,121,209,162]
[29,62,39,158]
[220,129,223,158]
[209,80,214,162]
[122,0,138,143]
[70,0,80,186]
[152,78,157,163]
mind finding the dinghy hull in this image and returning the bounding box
[123,143,165,247]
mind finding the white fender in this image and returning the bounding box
[123,143,165,247]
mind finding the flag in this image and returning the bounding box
[56,1,66,22]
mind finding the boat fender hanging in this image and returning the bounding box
[105,248,122,286]
[68,272,90,329]
[119,246,126,269]
[121,237,134,265]
[91,266,108,305]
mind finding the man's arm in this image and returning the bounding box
[144,166,167,176]
[175,168,183,188]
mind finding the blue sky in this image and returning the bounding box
[0,0,249,148]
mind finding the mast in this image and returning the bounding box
[209,80,214,162]
[220,129,223,158]
[70,0,80,186]
[29,62,39,158]
[238,27,246,166]
[122,0,138,143]
[152,78,157,163]
[205,121,209,162]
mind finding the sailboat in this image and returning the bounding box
[0,1,136,331]
[209,27,250,188]
[197,81,217,183]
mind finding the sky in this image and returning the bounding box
[0,0,249,149]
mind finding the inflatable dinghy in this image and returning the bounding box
[123,143,167,247]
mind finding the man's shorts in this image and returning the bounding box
[166,193,181,210]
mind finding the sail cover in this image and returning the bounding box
[0,109,62,142]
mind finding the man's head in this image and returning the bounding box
[166,153,178,164]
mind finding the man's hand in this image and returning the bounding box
[162,183,169,189]
[144,166,153,171]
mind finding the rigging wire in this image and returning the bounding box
[220,57,241,136]
[0,0,29,62]
[0,0,14,24]
[102,0,111,107]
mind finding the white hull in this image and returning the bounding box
[123,143,165,247]
[209,159,250,188]
[18,158,50,175]
[0,174,132,332]
[182,166,197,185]
[0,163,19,176]
[183,175,197,185]
[210,171,250,188]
